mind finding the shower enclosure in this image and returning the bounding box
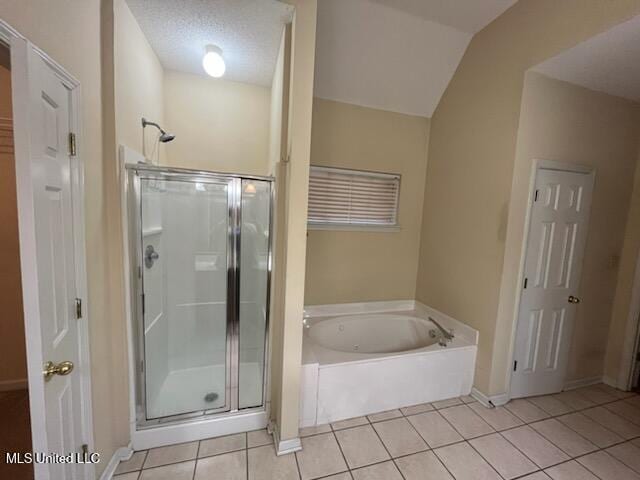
[126,164,272,427]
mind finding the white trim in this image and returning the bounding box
[0,18,23,44]
[68,54,96,478]
[6,19,95,480]
[616,240,640,390]
[563,376,603,391]
[506,159,596,399]
[132,410,268,450]
[535,159,594,175]
[470,387,510,408]
[271,423,301,456]
[0,379,28,391]
[119,145,147,445]
[98,446,134,480]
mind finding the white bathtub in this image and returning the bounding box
[299,301,478,427]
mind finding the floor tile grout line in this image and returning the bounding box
[606,443,640,476]
[528,418,600,457]
[555,410,626,444]
[192,439,201,480]
[331,429,352,477]
[132,420,640,478]
[572,454,611,480]
[131,388,640,479]
[365,418,405,479]
[440,402,496,439]
[497,416,639,479]
[423,449,459,480]
[391,412,433,453]
[506,394,637,429]
[432,401,495,444]
[459,435,510,480]
[422,402,511,479]
[534,407,640,455]
[292,441,303,480]
[495,427,557,472]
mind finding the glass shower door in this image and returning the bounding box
[139,175,232,420]
[239,179,271,409]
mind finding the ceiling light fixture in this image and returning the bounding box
[202,44,226,78]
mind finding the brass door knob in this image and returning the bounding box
[43,361,74,381]
[568,295,580,304]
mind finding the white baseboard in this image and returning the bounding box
[563,376,603,391]
[99,445,133,480]
[270,422,301,456]
[0,378,28,391]
[471,387,510,407]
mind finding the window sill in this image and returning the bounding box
[307,224,401,233]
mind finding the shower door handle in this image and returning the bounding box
[145,245,160,268]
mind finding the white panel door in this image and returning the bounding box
[511,167,594,398]
[15,41,85,479]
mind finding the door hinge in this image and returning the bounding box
[75,298,82,319]
[534,189,539,202]
[140,360,144,372]
[81,443,88,459]
[68,132,77,157]
[141,293,145,315]
[523,278,528,289]
[513,360,518,372]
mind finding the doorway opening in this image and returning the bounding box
[0,40,32,480]
[510,161,595,399]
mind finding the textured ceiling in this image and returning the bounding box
[125,0,293,87]
[534,15,640,102]
[314,0,517,117]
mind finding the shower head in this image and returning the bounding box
[159,132,175,143]
[142,117,175,143]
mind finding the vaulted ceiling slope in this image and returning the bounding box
[314,0,517,117]
[125,0,293,87]
[533,14,640,102]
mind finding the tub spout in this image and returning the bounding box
[428,317,454,346]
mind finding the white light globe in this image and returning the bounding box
[202,45,226,78]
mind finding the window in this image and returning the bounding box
[307,166,400,229]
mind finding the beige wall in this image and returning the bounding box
[503,73,640,389]
[0,0,127,473]
[163,70,270,175]
[415,0,640,395]
[305,99,429,305]
[114,0,164,163]
[0,50,27,388]
[606,139,640,384]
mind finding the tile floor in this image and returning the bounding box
[114,384,640,480]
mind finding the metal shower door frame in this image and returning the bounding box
[126,164,273,428]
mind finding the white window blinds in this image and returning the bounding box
[308,166,400,227]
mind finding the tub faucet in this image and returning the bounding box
[429,317,454,346]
